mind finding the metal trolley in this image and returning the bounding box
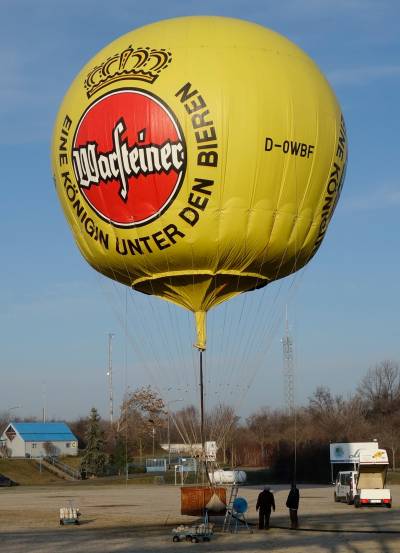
[172,522,213,543]
[172,511,213,543]
[59,501,81,525]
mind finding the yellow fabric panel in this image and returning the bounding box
[52,16,348,349]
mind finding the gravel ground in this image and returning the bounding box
[1,483,399,552]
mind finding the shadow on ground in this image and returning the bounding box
[3,510,400,553]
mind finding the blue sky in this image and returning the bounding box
[1,0,399,423]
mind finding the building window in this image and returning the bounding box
[66,443,70,448]
[32,443,37,448]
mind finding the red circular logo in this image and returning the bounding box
[72,89,186,227]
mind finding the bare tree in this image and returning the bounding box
[247,407,292,466]
[206,404,239,464]
[171,405,200,445]
[247,408,271,465]
[357,360,400,411]
[0,442,10,458]
[68,417,88,450]
[117,386,166,459]
[357,360,400,468]
[0,412,9,436]
[305,385,370,445]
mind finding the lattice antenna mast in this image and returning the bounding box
[282,306,295,416]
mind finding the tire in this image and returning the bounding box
[354,498,360,508]
[203,537,210,542]
[387,504,392,509]
[334,492,339,503]
[346,494,353,505]
[191,536,199,543]
[172,536,180,542]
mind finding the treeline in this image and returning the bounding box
[2,360,399,482]
[245,359,400,481]
[79,359,400,481]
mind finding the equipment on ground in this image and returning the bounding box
[172,512,213,543]
[59,501,81,525]
[223,485,253,533]
[181,486,226,516]
[211,469,247,485]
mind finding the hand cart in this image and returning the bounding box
[172,522,213,543]
[59,500,81,525]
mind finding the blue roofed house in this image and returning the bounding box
[1,422,78,458]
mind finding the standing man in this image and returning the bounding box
[286,483,300,529]
[256,486,275,529]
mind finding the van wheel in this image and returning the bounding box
[386,503,392,509]
[346,494,353,505]
[334,492,339,503]
[354,498,360,508]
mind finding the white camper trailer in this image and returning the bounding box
[334,448,391,508]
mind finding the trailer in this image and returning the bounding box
[333,448,391,508]
[353,449,391,508]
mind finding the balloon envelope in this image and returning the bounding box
[52,16,347,348]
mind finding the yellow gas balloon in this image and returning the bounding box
[52,16,347,350]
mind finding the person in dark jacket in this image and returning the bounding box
[256,486,275,529]
[286,483,300,529]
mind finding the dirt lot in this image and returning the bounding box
[1,483,399,552]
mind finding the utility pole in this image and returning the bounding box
[282,306,295,416]
[107,333,115,425]
[42,382,47,423]
[282,305,297,483]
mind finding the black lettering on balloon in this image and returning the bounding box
[310,115,347,258]
[176,82,219,169]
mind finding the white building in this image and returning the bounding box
[1,422,78,458]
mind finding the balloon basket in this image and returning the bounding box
[180,486,226,516]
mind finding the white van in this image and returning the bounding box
[334,471,357,504]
